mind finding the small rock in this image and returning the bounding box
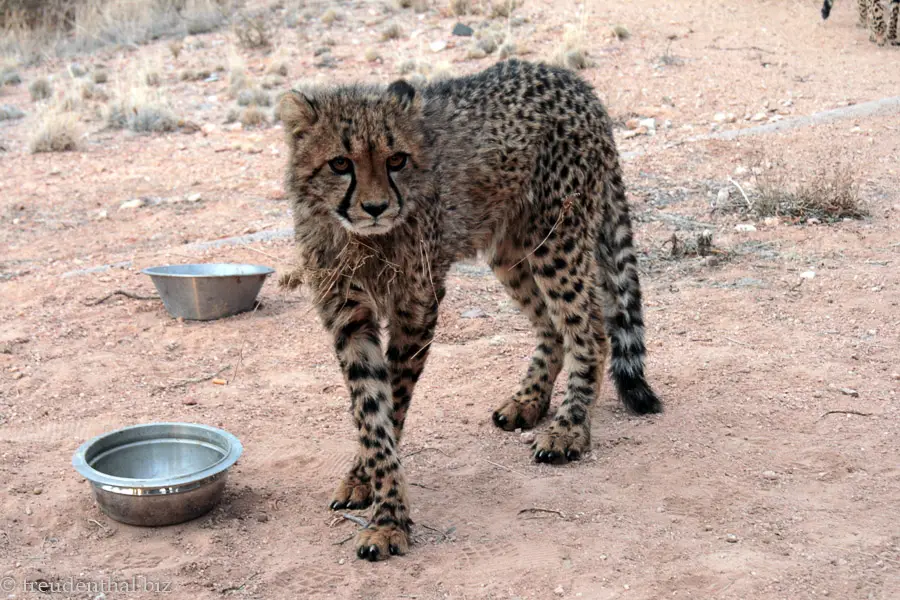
[452,23,473,37]
[838,388,859,398]
[520,431,535,444]
[430,40,448,52]
[716,188,730,204]
[750,112,766,122]
[119,198,145,210]
[256,513,269,522]
[466,46,488,60]
[554,586,565,596]
[476,37,497,54]
[338,558,345,565]
[625,118,641,130]
[638,117,656,131]
[182,398,198,406]
[713,112,727,123]
[313,47,331,56]
[703,525,713,531]
[761,471,778,481]
[891,373,899,381]
[807,217,821,225]
[315,55,338,69]
[25,505,32,516]
[799,271,816,279]
[725,533,738,543]
[460,308,487,319]
[186,192,202,202]
[734,223,756,232]
[33,487,42,495]
[96,209,108,220]
[734,166,749,176]
[69,62,87,77]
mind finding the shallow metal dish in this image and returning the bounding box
[142,263,274,321]
[72,422,243,527]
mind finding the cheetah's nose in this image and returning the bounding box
[362,202,389,218]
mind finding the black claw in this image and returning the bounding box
[492,412,507,428]
[514,415,528,430]
[565,449,581,461]
[330,500,346,510]
[357,545,368,559]
[366,545,380,562]
[389,544,400,555]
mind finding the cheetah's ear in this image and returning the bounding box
[386,79,417,111]
[279,89,319,139]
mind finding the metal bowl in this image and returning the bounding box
[72,423,243,527]
[142,263,274,321]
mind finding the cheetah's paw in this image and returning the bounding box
[533,419,590,464]
[356,523,410,561]
[329,471,372,511]
[492,394,549,431]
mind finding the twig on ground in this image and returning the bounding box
[88,519,107,529]
[229,300,262,385]
[728,177,753,212]
[819,410,873,420]
[724,337,750,347]
[154,365,231,394]
[333,533,355,545]
[341,513,369,528]
[222,572,260,594]
[403,447,448,459]
[481,458,528,477]
[84,290,158,306]
[410,482,439,491]
[518,507,565,518]
[418,523,453,541]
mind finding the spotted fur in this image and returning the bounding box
[822,0,900,45]
[279,59,662,561]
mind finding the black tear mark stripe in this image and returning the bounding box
[337,171,356,222]
[387,174,404,211]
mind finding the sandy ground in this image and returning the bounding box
[1,1,899,599]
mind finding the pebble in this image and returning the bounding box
[725,533,738,543]
[625,118,641,130]
[182,398,198,406]
[750,112,767,122]
[761,471,778,481]
[800,271,816,279]
[452,23,473,36]
[838,388,859,398]
[460,308,487,319]
[33,487,42,495]
[891,373,899,381]
[256,513,269,523]
[734,166,749,176]
[638,117,657,131]
[554,586,565,596]
[430,40,448,52]
[520,431,535,444]
[186,192,202,202]
[338,558,345,565]
[734,223,756,232]
[119,198,145,210]
[716,188,730,204]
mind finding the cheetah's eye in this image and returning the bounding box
[386,152,408,172]
[328,156,353,175]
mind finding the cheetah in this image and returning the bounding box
[278,59,662,561]
[822,0,900,45]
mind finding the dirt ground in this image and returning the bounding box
[1,1,899,599]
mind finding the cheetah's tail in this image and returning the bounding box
[822,0,834,19]
[596,168,662,415]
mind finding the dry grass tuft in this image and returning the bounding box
[106,85,178,133]
[239,105,268,128]
[321,8,343,25]
[394,0,428,10]
[381,23,402,41]
[233,11,271,48]
[364,47,381,62]
[236,86,271,107]
[266,46,290,77]
[29,76,52,100]
[29,108,82,153]
[2,61,21,86]
[448,0,470,16]
[93,70,108,84]
[489,0,521,18]
[611,24,631,41]
[551,22,594,70]
[169,40,184,60]
[0,103,25,120]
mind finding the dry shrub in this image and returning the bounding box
[751,162,866,222]
[551,22,593,70]
[29,108,82,153]
[266,46,290,76]
[1,0,232,62]
[106,85,178,132]
[489,0,520,18]
[93,69,108,83]
[29,76,52,100]
[0,103,24,120]
[381,23,402,41]
[1,60,21,85]
[239,104,267,127]
[233,10,269,48]
[448,0,470,16]
[236,86,270,107]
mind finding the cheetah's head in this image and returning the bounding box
[280,80,429,236]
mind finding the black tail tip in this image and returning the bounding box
[618,378,663,415]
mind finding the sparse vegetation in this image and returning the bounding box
[169,40,183,60]
[489,0,521,18]
[29,108,82,153]
[381,23,402,41]
[0,103,24,120]
[93,70,108,84]
[611,24,631,41]
[498,41,516,59]
[29,76,52,100]
[321,8,343,26]
[239,105,267,127]
[364,47,381,62]
[266,47,290,77]
[237,87,271,107]
[106,85,179,133]
[233,11,271,48]
[449,0,470,16]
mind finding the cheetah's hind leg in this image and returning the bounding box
[489,241,564,431]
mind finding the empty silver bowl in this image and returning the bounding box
[72,422,243,527]
[142,263,274,321]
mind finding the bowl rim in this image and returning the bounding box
[140,263,275,278]
[72,422,243,490]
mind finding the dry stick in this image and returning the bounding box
[84,290,158,306]
[508,194,578,271]
[229,300,263,385]
[819,410,873,420]
[156,365,231,393]
[724,337,750,347]
[481,458,528,477]
[518,507,565,518]
[341,513,369,528]
[403,447,449,459]
[728,177,753,212]
[418,523,451,541]
[410,482,438,491]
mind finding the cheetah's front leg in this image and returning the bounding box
[320,295,410,561]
